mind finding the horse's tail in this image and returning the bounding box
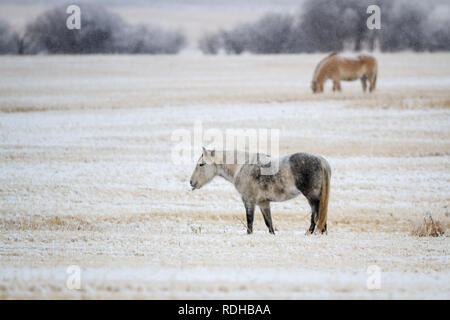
[316,159,331,233]
[373,72,377,90]
[372,55,378,77]
[373,64,378,89]
[370,57,378,91]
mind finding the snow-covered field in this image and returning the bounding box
[0,53,449,299]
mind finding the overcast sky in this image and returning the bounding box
[0,0,303,11]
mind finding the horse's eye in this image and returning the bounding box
[199,163,205,167]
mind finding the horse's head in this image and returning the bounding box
[311,81,317,93]
[311,81,323,93]
[190,147,217,190]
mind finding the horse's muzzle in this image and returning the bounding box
[190,180,198,190]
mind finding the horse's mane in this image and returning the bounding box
[312,52,338,81]
[215,150,272,165]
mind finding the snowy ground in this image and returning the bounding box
[0,53,449,299]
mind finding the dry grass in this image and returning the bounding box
[345,91,450,110]
[411,212,448,237]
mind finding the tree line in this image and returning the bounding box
[0,4,186,54]
[0,0,448,55]
[199,0,450,54]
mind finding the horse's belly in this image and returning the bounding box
[277,188,301,201]
[341,73,360,81]
[340,68,364,81]
[260,185,301,202]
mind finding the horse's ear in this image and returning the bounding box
[202,146,215,159]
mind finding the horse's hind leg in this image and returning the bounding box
[306,198,319,235]
[369,73,377,92]
[259,202,275,234]
[307,211,316,234]
[361,75,368,92]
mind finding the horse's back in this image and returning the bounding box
[321,54,363,79]
[334,54,377,79]
[288,152,328,174]
[358,54,377,73]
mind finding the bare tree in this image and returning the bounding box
[246,13,294,53]
[380,2,428,51]
[424,5,450,51]
[221,25,252,54]
[299,0,387,52]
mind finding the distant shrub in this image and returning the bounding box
[0,20,19,54]
[198,32,222,55]
[115,24,186,54]
[22,4,186,54]
[23,4,119,54]
[198,13,297,55]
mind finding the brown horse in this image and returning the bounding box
[311,53,378,93]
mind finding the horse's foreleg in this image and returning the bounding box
[319,82,324,93]
[244,201,255,234]
[259,202,275,234]
[361,75,367,92]
[333,80,341,92]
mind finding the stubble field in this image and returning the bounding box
[0,53,449,299]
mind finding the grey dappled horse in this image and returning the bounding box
[190,148,331,235]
